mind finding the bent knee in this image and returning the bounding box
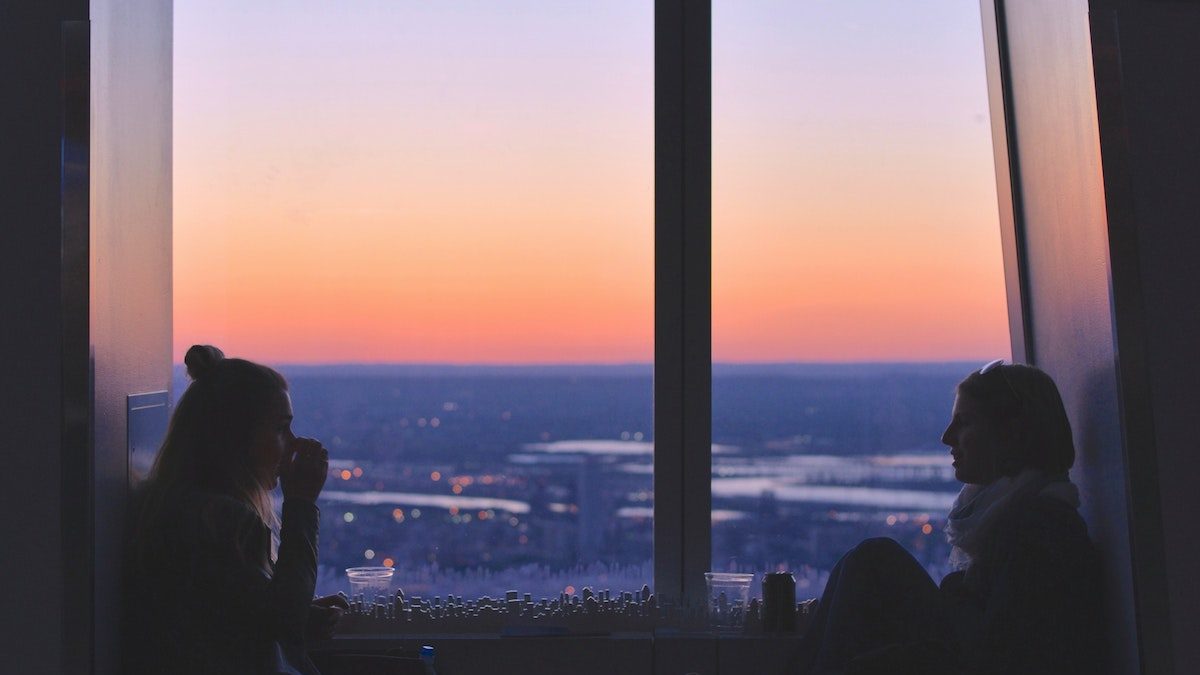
[849,537,908,563]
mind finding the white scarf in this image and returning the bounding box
[944,469,1080,570]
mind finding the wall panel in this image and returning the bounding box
[986,1,1141,672]
[89,0,173,672]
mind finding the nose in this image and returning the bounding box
[940,423,954,447]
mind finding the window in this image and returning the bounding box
[711,0,1010,588]
[174,0,655,604]
[174,0,1013,630]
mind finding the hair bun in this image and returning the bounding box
[184,345,226,381]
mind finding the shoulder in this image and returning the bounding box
[183,492,270,541]
[181,490,257,518]
[1005,493,1089,539]
[986,492,1094,568]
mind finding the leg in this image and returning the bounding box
[799,538,946,674]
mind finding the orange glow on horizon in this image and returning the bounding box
[174,0,1009,366]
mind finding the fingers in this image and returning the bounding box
[288,438,329,471]
[328,595,351,611]
[282,437,329,501]
[289,436,327,458]
[313,594,351,610]
[308,603,343,640]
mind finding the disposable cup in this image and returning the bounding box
[346,566,393,602]
[705,572,754,633]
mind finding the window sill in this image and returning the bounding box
[312,632,804,675]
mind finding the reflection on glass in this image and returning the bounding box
[712,0,1011,596]
[174,0,653,602]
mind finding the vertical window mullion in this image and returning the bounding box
[654,0,712,612]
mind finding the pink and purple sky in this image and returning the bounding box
[174,0,1009,365]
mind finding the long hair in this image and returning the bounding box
[134,345,288,571]
[957,363,1075,478]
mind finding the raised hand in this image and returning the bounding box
[279,436,329,503]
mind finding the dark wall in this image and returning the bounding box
[1091,2,1200,673]
[0,3,86,674]
[0,2,171,673]
[90,0,174,672]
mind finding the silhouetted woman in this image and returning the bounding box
[126,345,346,674]
[798,361,1102,675]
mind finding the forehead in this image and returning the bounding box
[952,391,984,415]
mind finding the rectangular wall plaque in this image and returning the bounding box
[128,391,169,483]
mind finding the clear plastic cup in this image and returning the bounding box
[346,566,393,603]
[705,572,754,633]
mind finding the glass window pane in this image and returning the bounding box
[175,0,653,608]
[712,0,1010,597]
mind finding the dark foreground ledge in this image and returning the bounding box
[311,632,804,675]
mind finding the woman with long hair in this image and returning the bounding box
[126,345,346,674]
[798,361,1103,675]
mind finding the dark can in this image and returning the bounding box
[761,571,797,633]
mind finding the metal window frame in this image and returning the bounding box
[654,0,711,612]
[979,0,1033,364]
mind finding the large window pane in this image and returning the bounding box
[174,0,653,604]
[712,1,1010,596]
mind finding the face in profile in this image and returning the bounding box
[942,392,1006,485]
[249,391,295,490]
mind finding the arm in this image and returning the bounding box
[193,496,320,645]
[193,437,330,646]
[969,500,1100,675]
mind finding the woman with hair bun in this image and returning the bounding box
[126,345,347,674]
[797,361,1103,675]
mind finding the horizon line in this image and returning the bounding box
[172,358,999,368]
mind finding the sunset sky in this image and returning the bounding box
[174,0,1010,365]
